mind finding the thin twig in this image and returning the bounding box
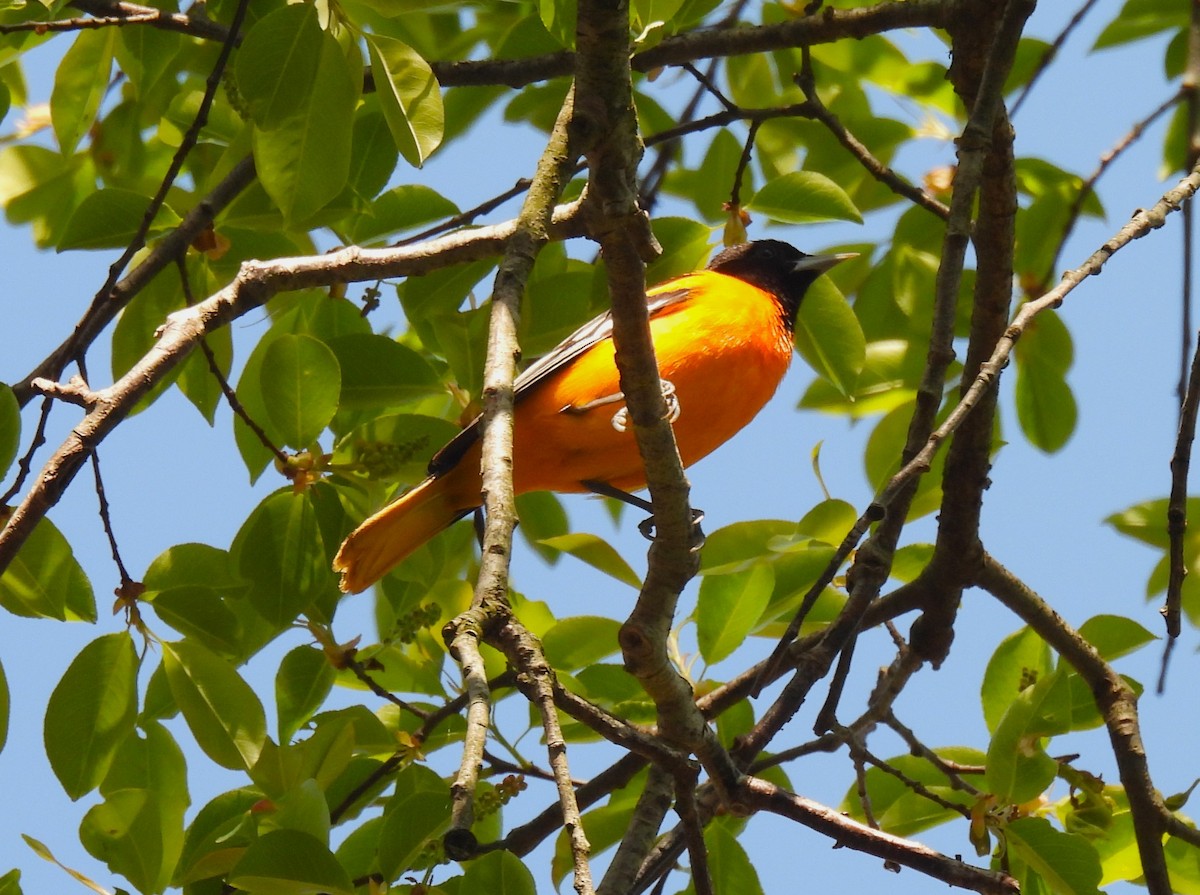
[1009,0,1103,118]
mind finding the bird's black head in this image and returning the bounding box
[708,239,854,329]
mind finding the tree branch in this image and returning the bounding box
[974,553,1171,895]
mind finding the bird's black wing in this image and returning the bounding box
[427,286,694,476]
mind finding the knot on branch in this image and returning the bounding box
[30,375,100,409]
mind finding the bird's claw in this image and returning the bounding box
[637,508,706,550]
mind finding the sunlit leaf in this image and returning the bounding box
[537,533,641,588]
[695,563,774,664]
[748,171,864,224]
[259,334,341,449]
[0,517,95,621]
[541,616,622,670]
[51,28,115,154]
[44,633,138,799]
[366,33,444,168]
[0,383,18,480]
[162,640,267,771]
[229,829,354,895]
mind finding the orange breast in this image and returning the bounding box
[509,272,794,494]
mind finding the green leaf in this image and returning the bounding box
[1014,311,1076,453]
[695,563,774,664]
[986,669,1070,804]
[377,790,451,881]
[981,626,1052,733]
[51,28,116,154]
[233,491,329,628]
[538,0,576,47]
[229,829,354,895]
[1105,497,1200,549]
[537,533,642,588]
[251,19,357,224]
[0,868,19,895]
[1005,817,1103,895]
[0,383,17,480]
[173,788,262,886]
[1093,0,1187,50]
[515,491,570,563]
[699,519,797,573]
[459,850,536,895]
[794,274,866,397]
[342,183,457,245]
[0,516,95,620]
[259,334,341,449]
[234,4,327,128]
[796,498,858,543]
[366,33,444,168]
[689,824,763,895]
[334,413,461,482]
[276,646,335,743]
[1076,614,1156,661]
[44,633,139,799]
[748,170,864,224]
[79,788,175,894]
[0,144,82,248]
[151,585,243,659]
[144,542,244,595]
[326,333,442,411]
[162,640,267,771]
[541,616,622,670]
[57,188,181,251]
[841,747,983,836]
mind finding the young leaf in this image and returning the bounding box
[44,633,138,799]
[161,640,267,771]
[366,33,445,168]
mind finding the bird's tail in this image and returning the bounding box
[334,475,473,593]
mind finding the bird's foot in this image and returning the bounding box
[637,507,706,550]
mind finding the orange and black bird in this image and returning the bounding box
[334,240,853,593]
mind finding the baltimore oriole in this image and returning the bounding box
[334,240,853,593]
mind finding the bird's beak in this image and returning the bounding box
[793,252,859,274]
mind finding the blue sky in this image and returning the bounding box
[1,4,1196,894]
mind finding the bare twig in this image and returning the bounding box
[740,777,1019,895]
[1009,0,1103,117]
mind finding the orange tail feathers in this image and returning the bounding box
[334,475,475,593]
